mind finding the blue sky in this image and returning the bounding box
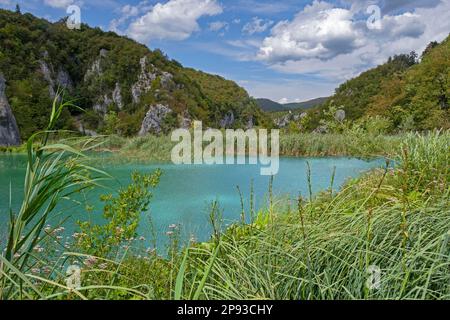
[1,0,449,102]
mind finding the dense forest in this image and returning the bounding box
[0,9,269,141]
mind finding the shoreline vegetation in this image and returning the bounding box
[0,99,449,300]
[0,131,404,162]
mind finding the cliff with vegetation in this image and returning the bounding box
[0,9,268,144]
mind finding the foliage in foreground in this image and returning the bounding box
[1,126,448,299]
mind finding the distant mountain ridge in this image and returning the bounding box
[256,97,328,112]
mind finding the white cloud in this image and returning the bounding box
[242,17,273,35]
[127,0,222,43]
[254,0,449,80]
[44,0,74,9]
[278,97,289,104]
[209,21,229,32]
[257,1,364,62]
[109,1,152,33]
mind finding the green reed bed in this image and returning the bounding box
[2,131,404,162]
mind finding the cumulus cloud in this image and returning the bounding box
[109,1,153,33]
[255,0,448,80]
[257,1,364,62]
[242,17,274,35]
[127,0,222,43]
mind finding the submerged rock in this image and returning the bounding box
[139,104,172,135]
[0,74,21,146]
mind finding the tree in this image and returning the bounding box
[15,4,21,14]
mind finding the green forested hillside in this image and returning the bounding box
[0,9,268,140]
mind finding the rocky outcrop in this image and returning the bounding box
[179,111,192,129]
[112,82,123,110]
[93,94,113,115]
[75,119,98,137]
[132,57,157,104]
[275,111,308,128]
[274,111,292,128]
[220,111,235,128]
[313,125,329,134]
[139,104,172,136]
[131,56,175,104]
[335,109,346,122]
[39,60,56,97]
[0,74,21,146]
[84,49,108,81]
[39,60,73,97]
[56,68,73,91]
[246,115,254,129]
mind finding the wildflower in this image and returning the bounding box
[13,253,21,259]
[31,268,40,274]
[169,224,178,229]
[139,236,146,241]
[83,256,97,268]
[99,263,108,270]
[166,231,174,236]
[42,266,52,274]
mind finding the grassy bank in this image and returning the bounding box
[1,128,448,299]
[1,131,404,162]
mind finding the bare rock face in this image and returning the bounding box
[93,94,113,115]
[112,82,123,110]
[75,119,98,137]
[56,68,73,91]
[132,57,157,104]
[39,60,56,98]
[220,111,235,128]
[0,74,21,146]
[179,111,192,129]
[39,60,73,97]
[246,115,254,129]
[84,49,108,81]
[335,109,346,122]
[274,112,292,128]
[139,104,172,136]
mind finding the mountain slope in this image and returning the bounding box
[256,98,284,112]
[0,9,269,143]
[283,97,328,111]
[256,97,328,112]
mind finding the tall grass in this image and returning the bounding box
[178,131,449,300]
[0,96,108,299]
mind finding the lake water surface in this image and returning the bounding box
[0,154,384,248]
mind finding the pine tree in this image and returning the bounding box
[15,4,21,14]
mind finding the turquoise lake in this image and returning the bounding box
[0,154,384,249]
